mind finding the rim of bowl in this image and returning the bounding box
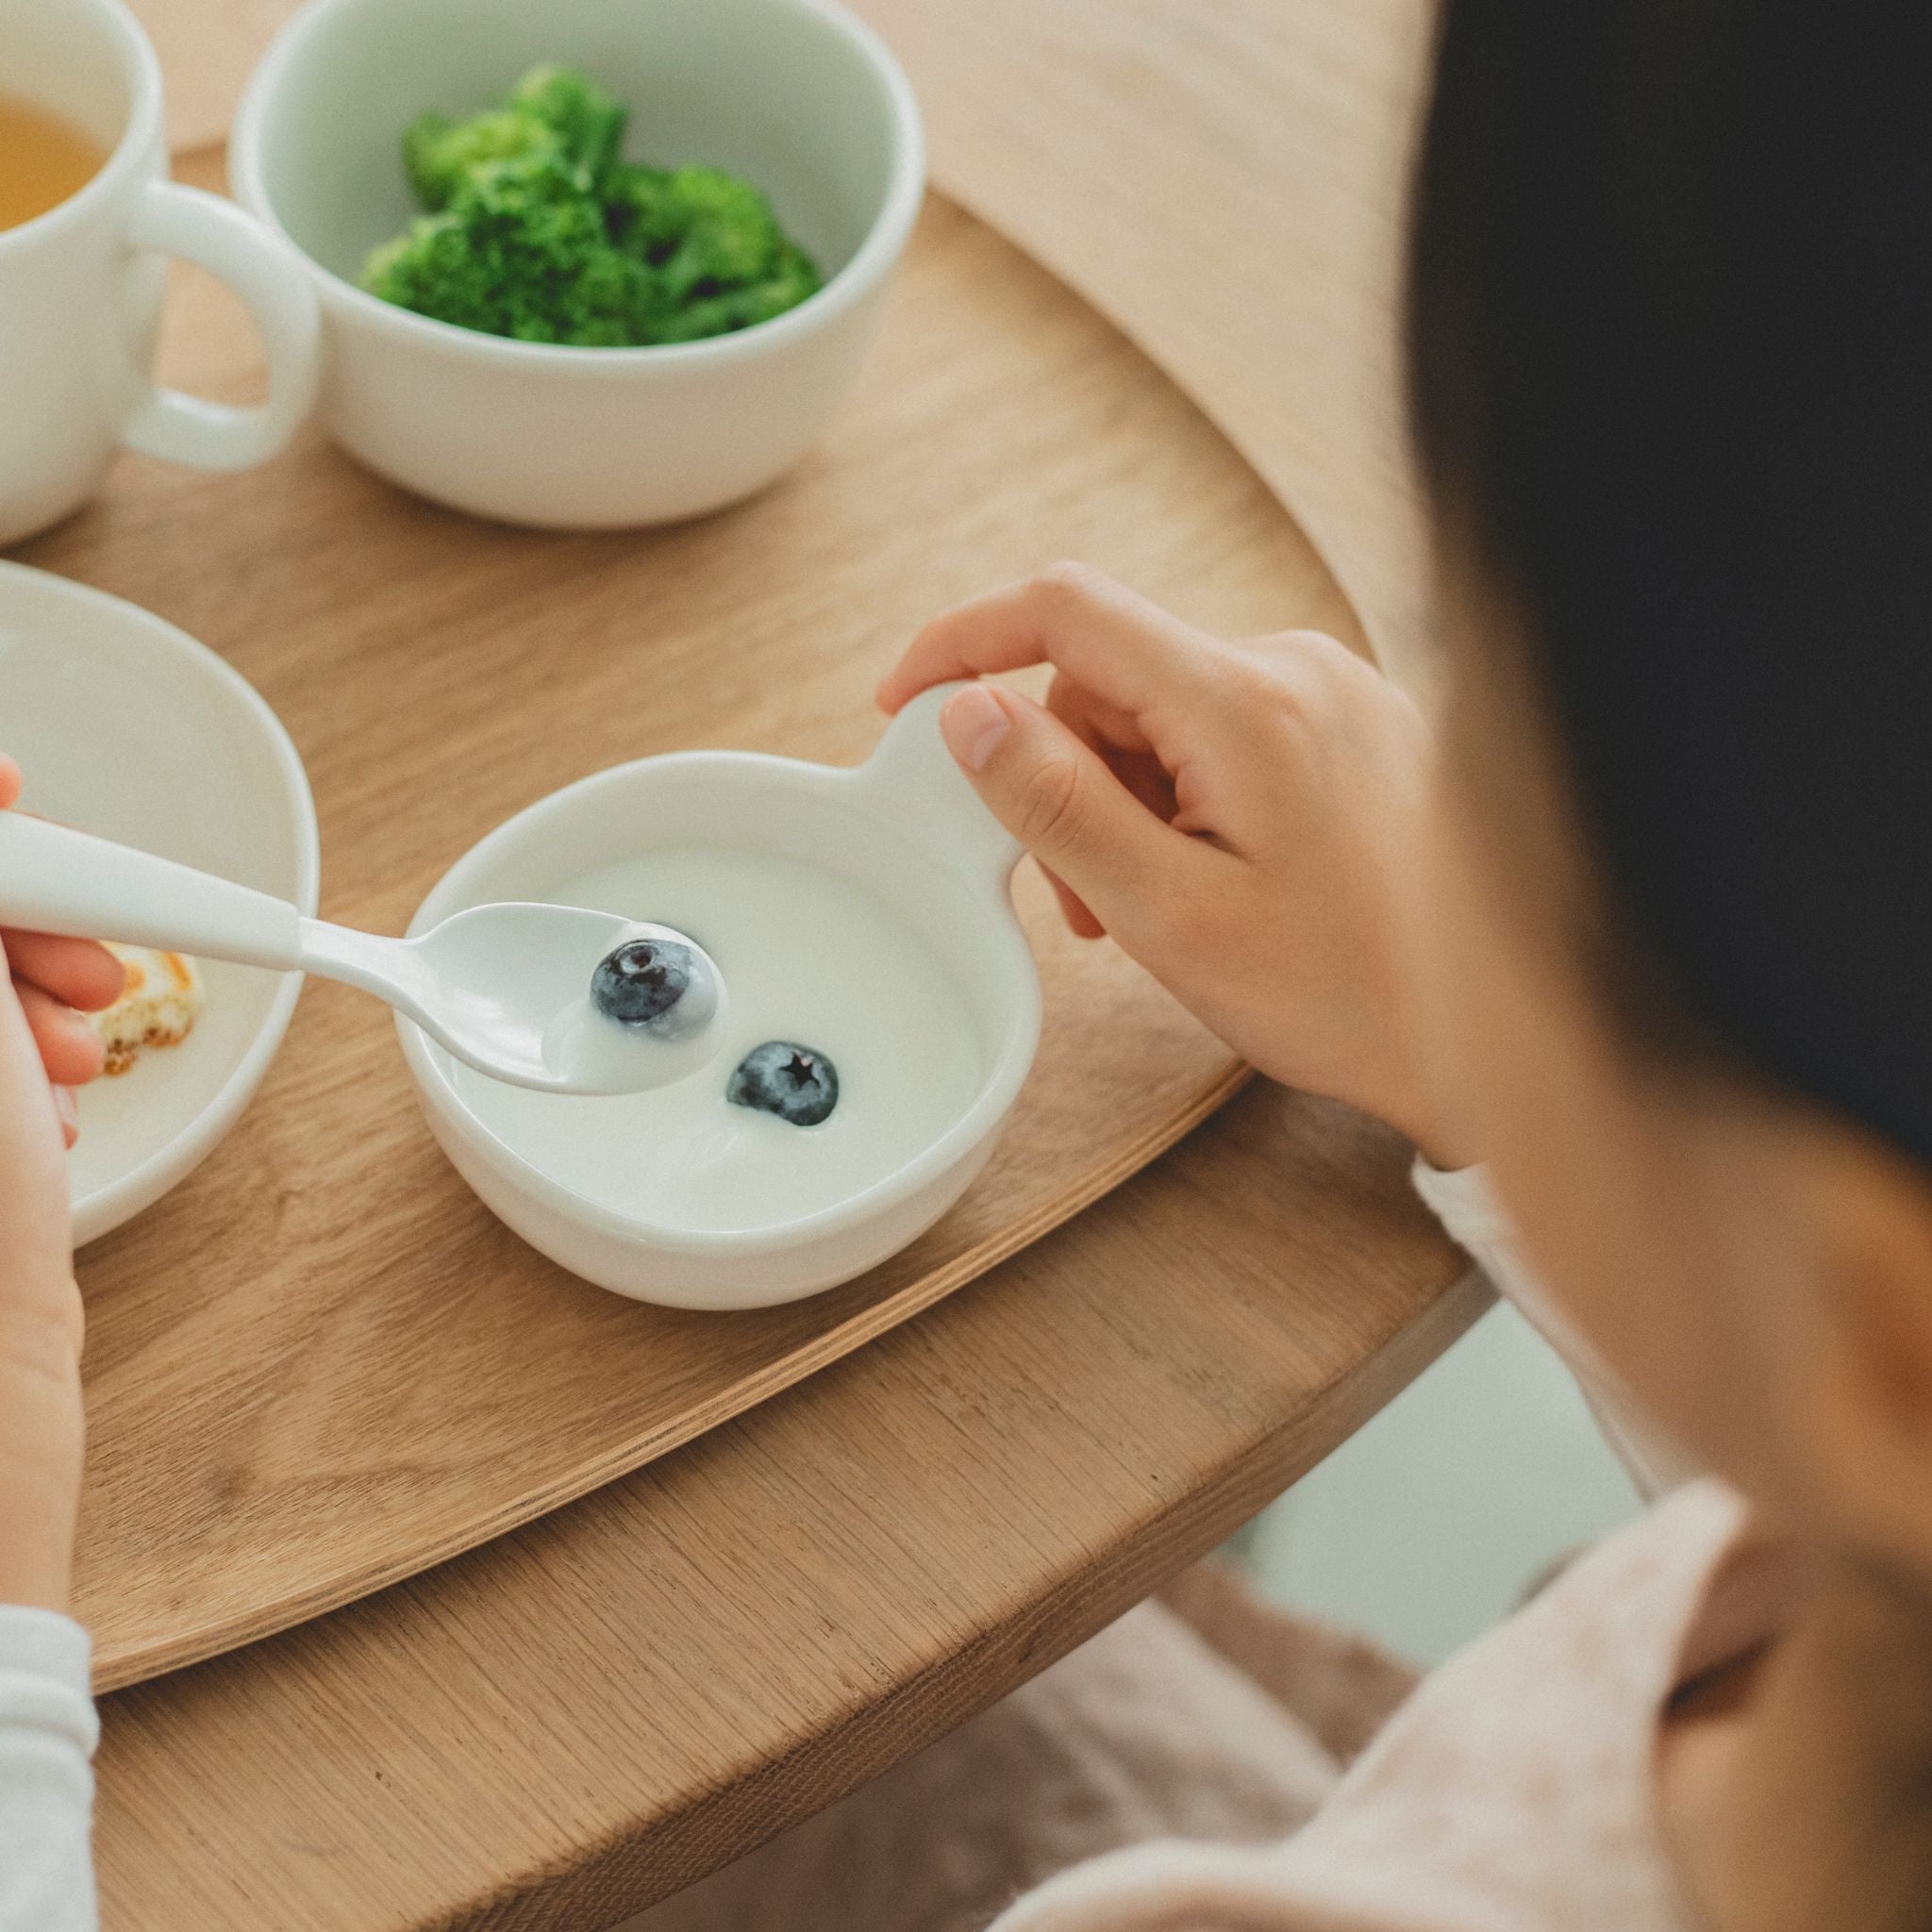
[397,749,1042,1257]
[0,0,164,258]
[229,0,926,372]
[0,562,325,1227]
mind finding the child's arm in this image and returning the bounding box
[0,755,122,1932]
[0,963,102,1932]
[880,565,1460,1164]
[0,755,121,1612]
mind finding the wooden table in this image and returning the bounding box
[94,4,1472,1926]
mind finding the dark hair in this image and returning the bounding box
[1408,0,1932,1158]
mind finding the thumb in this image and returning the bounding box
[939,683,1176,937]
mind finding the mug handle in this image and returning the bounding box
[118,180,321,473]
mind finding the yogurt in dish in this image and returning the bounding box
[452,847,984,1234]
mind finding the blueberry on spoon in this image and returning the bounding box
[591,938,697,1029]
[727,1041,839,1126]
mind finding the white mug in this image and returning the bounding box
[0,0,321,545]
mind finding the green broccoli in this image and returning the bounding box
[651,242,823,342]
[362,151,661,348]
[403,108,562,212]
[400,65,626,210]
[507,64,627,187]
[658,167,784,297]
[362,64,823,349]
[605,162,688,260]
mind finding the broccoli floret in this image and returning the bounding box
[608,161,824,340]
[605,162,688,259]
[507,64,627,187]
[403,108,564,211]
[362,151,663,347]
[647,241,823,343]
[610,164,783,290]
[658,166,784,296]
[364,65,823,348]
[360,216,475,317]
[401,66,626,212]
[608,165,823,341]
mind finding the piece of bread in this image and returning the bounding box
[89,943,205,1075]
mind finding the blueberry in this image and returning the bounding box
[591,940,695,1027]
[727,1041,839,1126]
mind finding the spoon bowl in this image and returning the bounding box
[303,904,724,1096]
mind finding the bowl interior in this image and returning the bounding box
[409,757,1037,1232]
[0,568,317,1230]
[249,0,907,293]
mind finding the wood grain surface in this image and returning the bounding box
[95,1082,1479,1932]
[27,154,1367,1690]
[125,0,294,151]
[855,0,1442,686]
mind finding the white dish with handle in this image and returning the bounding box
[0,563,320,1246]
[398,685,1042,1310]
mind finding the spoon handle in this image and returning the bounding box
[0,811,304,971]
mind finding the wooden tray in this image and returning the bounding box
[30,155,1366,1691]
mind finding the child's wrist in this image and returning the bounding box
[1365,1069,1474,1174]
[0,1503,74,1613]
[0,1308,86,1615]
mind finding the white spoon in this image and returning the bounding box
[0,812,727,1095]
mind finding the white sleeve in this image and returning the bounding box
[1410,1158,1691,1497]
[0,1607,97,1932]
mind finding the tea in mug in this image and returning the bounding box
[0,95,108,232]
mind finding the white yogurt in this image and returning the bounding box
[452,848,985,1234]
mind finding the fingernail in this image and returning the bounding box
[53,1086,76,1134]
[941,685,1011,773]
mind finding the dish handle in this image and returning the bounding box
[858,684,1025,891]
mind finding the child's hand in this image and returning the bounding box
[0,757,125,1137]
[879,566,1451,1160]
[0,756,122,1612]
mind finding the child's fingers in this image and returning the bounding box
[1044,668,1157,756]
[0,973,75,1277]
[12,981,105,1089]
[937,682,1218,951]
[53,1087,76,1151]
[876,565,1213,717]
[0,757,19,811]
[1040,865,1107,940]
[1,931,125,1013]
[1051,689,1181,825]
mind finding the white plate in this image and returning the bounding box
[0,562,320,1245]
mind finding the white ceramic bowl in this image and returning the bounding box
[399,687,1040,1309]
[231,0,924,527]
[0,563,320,1246]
